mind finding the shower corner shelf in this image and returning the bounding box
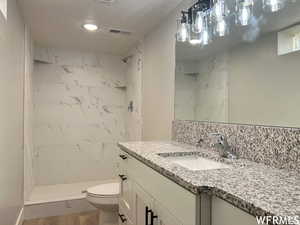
[114,85,127,90]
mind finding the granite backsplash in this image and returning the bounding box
[172,120,300,173]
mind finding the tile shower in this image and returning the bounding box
[24,46,143,207]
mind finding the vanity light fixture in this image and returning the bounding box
[82,23,99,32]
[176,0,294,45]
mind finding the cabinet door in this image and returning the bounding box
[212,197,260,225]
[154,200,182,225]
[133,182,155,225]
[119,205,134,225]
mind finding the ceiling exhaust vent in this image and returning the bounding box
[95,0,116,4]
[109,29,132,36]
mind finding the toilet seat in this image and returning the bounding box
[86,182,120,198]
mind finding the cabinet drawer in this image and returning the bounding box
[122,150,199,225]
[118,149,129,171]
[118,154,134,221]
[119,172,134,222]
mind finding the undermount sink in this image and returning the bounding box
[160,154,231,171]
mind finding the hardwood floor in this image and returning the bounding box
[23,211,99,225]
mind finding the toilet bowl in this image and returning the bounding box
[85,181,120,225]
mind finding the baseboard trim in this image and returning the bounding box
[15,207,24,225]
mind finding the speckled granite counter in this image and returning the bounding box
[118,141,300,219]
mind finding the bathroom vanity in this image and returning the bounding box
[115,141,300,225]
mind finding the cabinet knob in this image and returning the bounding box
[145,206,151,225]
[119,154,128,160]
[145,207,158,225]
[118,214,127,223]
[119,174,127,181]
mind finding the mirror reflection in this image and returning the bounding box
[175,0,300,127]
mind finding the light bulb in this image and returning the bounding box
[193,11,204,33]
[263,0,286,12]
[201,30,210,46]
[181,24,189,41]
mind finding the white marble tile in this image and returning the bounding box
[33,47,127,185]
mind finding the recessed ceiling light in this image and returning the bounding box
[82,23,99,32]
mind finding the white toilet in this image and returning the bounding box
[85,181,120,225]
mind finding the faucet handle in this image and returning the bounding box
[196,138,204,147]
[210,133,225,138]
[210,133,225,141]
[210,133,229,147]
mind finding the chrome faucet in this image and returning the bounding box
[210,133,237,159]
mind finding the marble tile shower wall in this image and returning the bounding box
[33,47,127,185]
[172,120,300,172]
[125,45,143,141]
[175,53,229,123]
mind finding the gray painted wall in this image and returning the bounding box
[142,0,195,140]
[229,32,300,127]
[0,0,28,224]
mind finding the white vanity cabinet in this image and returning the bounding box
[117,149,199,225]
[117,148,258,225]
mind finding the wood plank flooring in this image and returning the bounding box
[23,211,99,225]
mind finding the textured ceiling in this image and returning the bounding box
[19,0,183,55]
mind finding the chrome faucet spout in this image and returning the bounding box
[210,133,237,159]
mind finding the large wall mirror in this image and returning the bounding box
[175,0,300,127]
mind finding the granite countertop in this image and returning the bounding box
[118,141,300,218]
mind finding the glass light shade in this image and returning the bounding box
[236,0,254,26]
[201,13,212,46]
[192,11,204,33]
[215,19,229,37]
[189,30,202,45]
[212,0,229,21]
[201,29,211,46]
[263,0,286,12]
[177,20,190,42]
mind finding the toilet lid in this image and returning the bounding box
[87,182,120,196]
